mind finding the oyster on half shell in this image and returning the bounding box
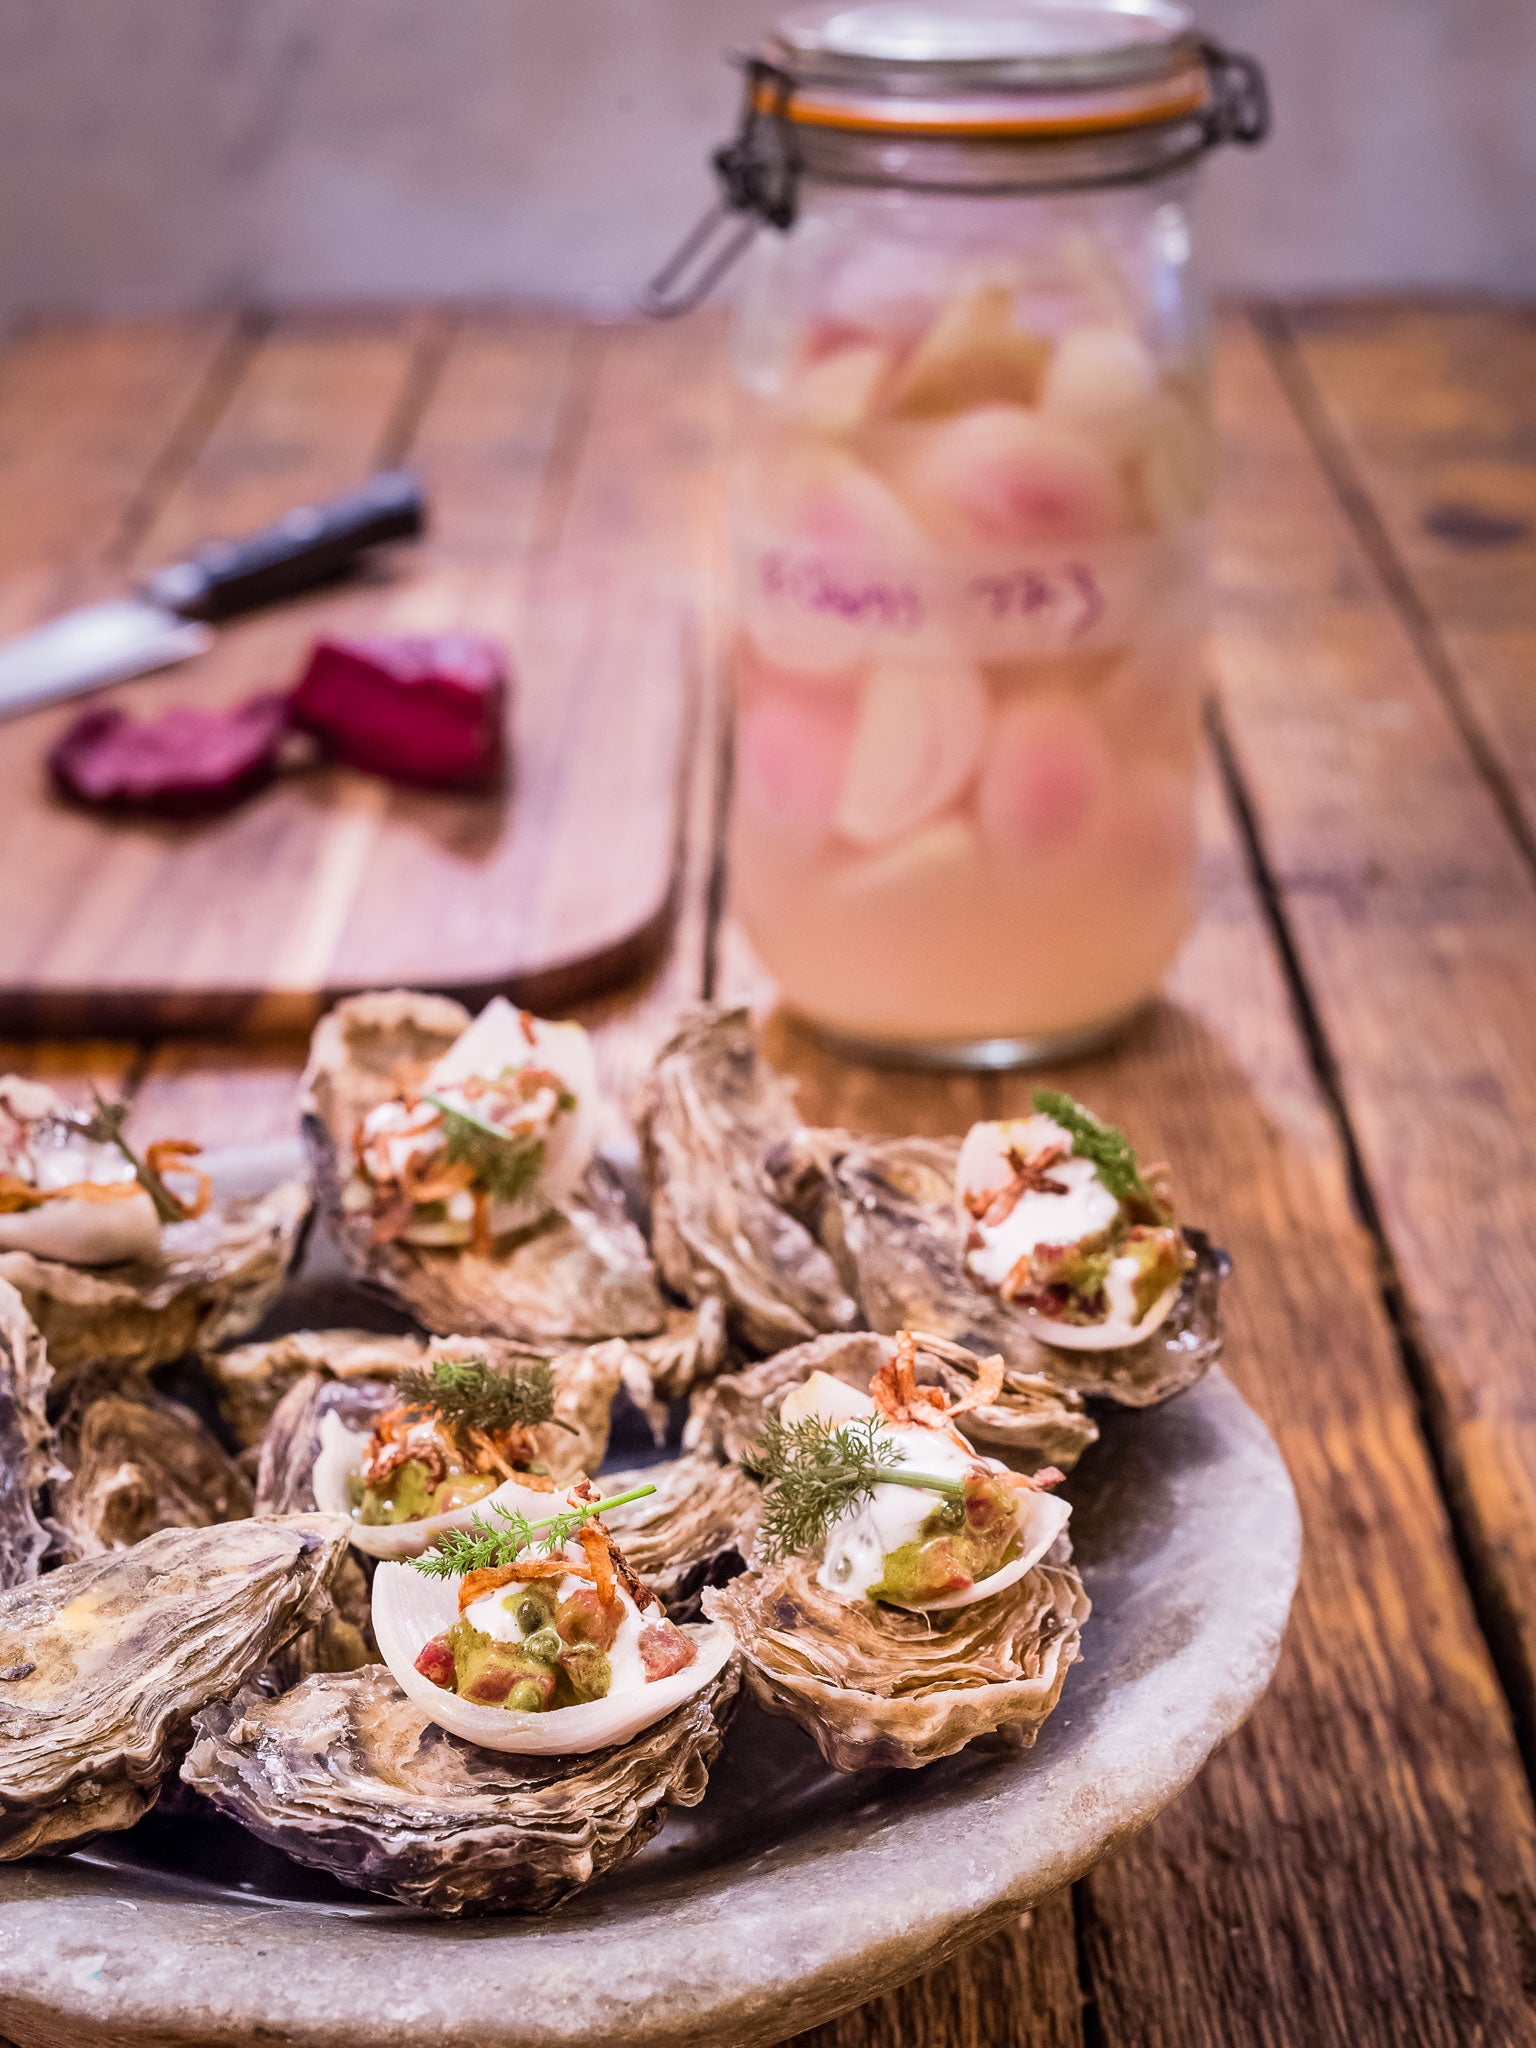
[706,1541,1088,1772]
[775,1129,1225,1407]
[183,1658,741,1914]
[686,1330,1098,1477]
[0,1177,308,1384]
[598,1454,761,1619]
[51,1377,253,1563]
[0,1279,59,1590]
[636,1008,859,1353]
[301,991,665,1343]
[0,1514,349,1858]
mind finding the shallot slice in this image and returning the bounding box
[48,694,291,818]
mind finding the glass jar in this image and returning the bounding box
[656,0,1267,1066]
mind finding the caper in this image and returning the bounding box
[522,1626,562,1666]
[514,1596,550,1635]
[505,1680,545,1714]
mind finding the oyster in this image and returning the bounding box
[183,1658,740,1914]
[50,1377,253,1562]
[706,1543,1088,1771]
[205,1328,429,1450]
[301,990,665,1342]
[0,1514,349,1857]
[776,1129,1225,1407]
[0,1279,58,1590]
[598,1453,761,1618]
[0,1183,308,1383]
[686,1329,1097,1476]
[636,1007,859,1352]
[255,1338,623,1524]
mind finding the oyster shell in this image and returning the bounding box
[612,1298,729,1442]
[776,1129,1225,1407]
[0,1514,349,1857]
[0,1177,308,1382]
[182,1658,741,1914]
[685,1329,1097,1476]
[636,1007,859,1352]
[301,990,666,1342]
[705,1542,1088,1771]
[50,1377,253,1563]
[0,1279,58,1590]
[205,1328,428,1450]
[598,1453,761,1618]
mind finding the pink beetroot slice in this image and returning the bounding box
[48,693,291,818]
[288,634,508,790]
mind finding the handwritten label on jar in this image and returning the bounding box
[738,529,1204,668]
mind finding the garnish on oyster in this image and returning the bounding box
[0,1278,59,1590]
[301,990,665,1342]
[749,1335,1069,1613]
[318,1357,565,1562]
[0,1077,308,1380]
[957,1091,1191,1350]
[0,1514,349,1858]
[348,996,597,1250]
[686,1327,1097,1477]
[51,1376,252,1563]
[597,1452,761,1620]
[258,1337,624,1561]
[773,1124,1225,1407]
[0,1077,208,1267]
[183,1658,741,1914]
[375,1482,736,1755]
[636,1007,859,1352]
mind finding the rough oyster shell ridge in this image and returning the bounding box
[636,1007,859,1353]
[0,1514,350,1858]
[685,1329,1098,1476]
[182,1658,742,1914]
[0,1179,309,1381]
[300,990,665,1342]
[51,1377,253,1563]
[599,1453,760,1618]
[0,1279,59,1591]
[777,1129,1225,1407]
[706,1546,1088,1771]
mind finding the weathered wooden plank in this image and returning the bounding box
[1207,310,1536,1763]
[788,1897,1084,2048]
[1278,302,1536,841]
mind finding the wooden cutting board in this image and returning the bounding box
[0,309,727,1035]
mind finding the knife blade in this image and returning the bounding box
[0,470,426,723]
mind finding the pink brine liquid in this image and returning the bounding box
[729,265,1209,1053]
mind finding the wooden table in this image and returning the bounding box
[4,301,1536,2046]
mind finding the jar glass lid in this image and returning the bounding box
[773,0,1197,83]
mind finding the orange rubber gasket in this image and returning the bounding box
[752,69,1211,138]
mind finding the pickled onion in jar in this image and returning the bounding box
[835,658,986,848]
[782,342,890,436]
[1039,325,1160,459]
[736,686,857,847]
[885,405,1129,547]
[885,280,1050,418]
[978,693,1110,861]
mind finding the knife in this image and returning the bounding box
[0,470,426,722]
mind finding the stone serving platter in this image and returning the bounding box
[0,1145,1301,2048]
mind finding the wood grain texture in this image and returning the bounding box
[1210,311,1536,1765]
[0,311,699,1034]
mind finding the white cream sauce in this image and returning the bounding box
[959,1113,1119,1292]
[0,1118,160,1266]
[817,1423,979,1600]
[464,1563,650,1697]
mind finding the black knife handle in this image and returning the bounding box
[143,471,427,621]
